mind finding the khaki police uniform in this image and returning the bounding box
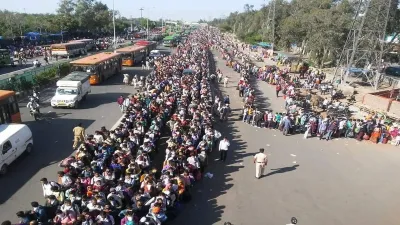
[72,126,85,149]
[254,152,267,178]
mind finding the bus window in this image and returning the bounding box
[1,104,11,123]
[0,107,5,124]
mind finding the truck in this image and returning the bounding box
[50,72,91,108]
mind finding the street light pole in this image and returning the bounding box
[112,0,116,50]
[146,16,149,40]
[146,7,153,40]
[140,8,144,19]
[130,15,133,32]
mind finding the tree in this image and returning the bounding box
[211,0,391,68]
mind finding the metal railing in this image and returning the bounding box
[0,41,135,87]
[0,61,67,87]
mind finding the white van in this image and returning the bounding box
[0,124,33,175]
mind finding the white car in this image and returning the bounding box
[149,50,161,59]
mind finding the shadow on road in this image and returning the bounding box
[170,50,252,225]
[78,92,131,109]
[0,116,95,204]
[263,165,299,178]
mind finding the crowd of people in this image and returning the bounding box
[4,28,225,225]
[210,31,400,146]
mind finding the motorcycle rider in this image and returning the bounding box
[32,89,40,103]
[33,59,41,67]
[27,97,40,114]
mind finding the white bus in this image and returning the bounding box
[70,39,96,51]
[50,42,87,58]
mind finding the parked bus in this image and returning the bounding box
[116,45,147,67]
[70,39,96,51]
[0,49,15,67]
[50,42,87,58]
[0,90,21,124]
[70,52,122,85]
[135,40,157,56]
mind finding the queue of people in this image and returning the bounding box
[5,28,224,225]
[211,29,400,146]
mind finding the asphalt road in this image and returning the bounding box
[3,46,399,225]
[0,46,172,222]
[170,51,400,225]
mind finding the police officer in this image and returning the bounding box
[72,123,86,150]
[253,148,268,179]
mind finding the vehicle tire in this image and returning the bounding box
[74,101,79,109]
[0,164,8,175]
[26,144,33,154]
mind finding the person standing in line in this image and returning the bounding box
[218,137,230,162]
[122,97,131,112]
[254,148,268,179]
[276,83,281,97]
[117,95,124,112]
[223,76,229,87]
[72,123,86,150]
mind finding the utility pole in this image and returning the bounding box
[264,0,276,55]
[112,0,116,50]
[331,0,392,90]
[145,8,149,40]
[130,15,133,32]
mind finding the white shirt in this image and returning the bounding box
[94,134,104,144]
[96,215,115,225]
[219,139,230,151]
[42,183,54,196]
[254,153,267,163]
[339,120,346,129]
[123,98,130,107]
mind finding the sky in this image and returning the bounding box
[2,0,266,22]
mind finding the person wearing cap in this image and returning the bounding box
[254,148,268,179]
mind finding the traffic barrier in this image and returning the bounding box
[388,100,400,117]
[362,93,392,112]
[0,42,135,87]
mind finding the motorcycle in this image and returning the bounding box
[30,107,41,121]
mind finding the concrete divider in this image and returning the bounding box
[0,41,135,85]
[362,93,392,112]
[388,100,400,117]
